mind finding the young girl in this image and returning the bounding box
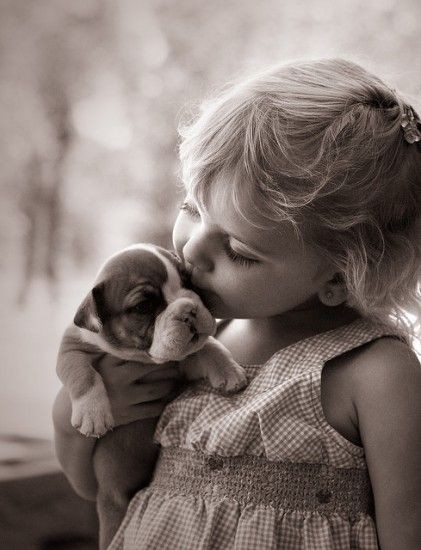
[53,58,421,549]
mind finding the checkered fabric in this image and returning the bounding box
[108,318,398,549]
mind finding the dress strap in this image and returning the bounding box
[302,317,403,367]
[216,317,404,379]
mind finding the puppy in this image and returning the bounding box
[56,243,247,549]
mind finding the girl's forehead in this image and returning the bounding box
[191,169,269,227]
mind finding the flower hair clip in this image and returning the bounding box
[401,105,421,144]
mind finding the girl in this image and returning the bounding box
[53,58,421,549]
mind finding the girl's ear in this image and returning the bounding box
[317,273,347,307]
[74,282,106,332]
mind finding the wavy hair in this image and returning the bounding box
[178,58,421,342]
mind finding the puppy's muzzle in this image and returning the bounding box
[147,290,216,363]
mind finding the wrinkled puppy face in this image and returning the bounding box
[74,244,188,356]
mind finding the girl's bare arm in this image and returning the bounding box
[53,386,98,500]
[53,355,181,501]
[352,338,421,549]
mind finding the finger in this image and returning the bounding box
[95,353,125,372]
[141,366,181,383]
[111,362,155,383]
[129,380,178,405]
[122,362,181,383]
[161,384,185,403]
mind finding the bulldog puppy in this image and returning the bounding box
[56,243,247,549]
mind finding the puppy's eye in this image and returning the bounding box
[127,301,152,315]
[126,292,161,315]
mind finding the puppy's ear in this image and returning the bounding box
[74,282,106,332]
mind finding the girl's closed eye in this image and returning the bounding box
[178,200,260,268]
[222,240,259,267]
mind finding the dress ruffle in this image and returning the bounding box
[112,489,378,550]
[155,373,365,467]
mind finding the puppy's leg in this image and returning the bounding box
[57,326,115,437]
[180,337,248,393]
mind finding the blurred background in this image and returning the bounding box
[0,0,420,548]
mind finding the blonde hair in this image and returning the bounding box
[178,58,421,342]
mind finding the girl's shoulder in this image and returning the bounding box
[322,335,421,447]
[345,335,421,416]
[328,335,420,396]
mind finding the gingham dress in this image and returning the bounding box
[109,318,398,549]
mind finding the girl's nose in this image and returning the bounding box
[182,228,214,273]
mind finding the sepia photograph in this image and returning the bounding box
[1,1,420,548]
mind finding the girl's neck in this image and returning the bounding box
[219,302,361,366]
[251,301,360,340]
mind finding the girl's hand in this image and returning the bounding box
[95,354,183,427]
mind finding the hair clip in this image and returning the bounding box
[401,106,421,144]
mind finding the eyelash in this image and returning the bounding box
[223,243,258,267]
[179,201,259,268]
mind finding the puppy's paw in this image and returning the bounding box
[72,403,115,437]
[71,390,115,437]
[222,362,248,393]
[207,360,248,394]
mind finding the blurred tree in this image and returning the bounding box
[17,36,74,303]
[0,0,109,302]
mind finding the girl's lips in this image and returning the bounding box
[189,282,219,309]
[189,271,208,292]
[190,281,210,297]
